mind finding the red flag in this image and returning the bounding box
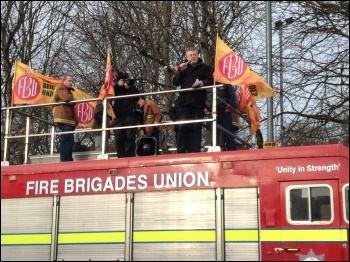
[214,36,276,100]
[99,49,115,100]
[239,85,261,135]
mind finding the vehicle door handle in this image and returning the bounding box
[275,247,300,254]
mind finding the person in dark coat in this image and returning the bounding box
[112,73,140,158]
[206,84,239,151]
[172,46,213,153]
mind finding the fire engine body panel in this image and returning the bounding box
[1,144,349,261]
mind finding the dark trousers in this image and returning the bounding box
[114,116,138,158]
[217,111,237,150]
[207,112,238,151]
[176,107,204,153]
[57,124,75,162]
[150,128,160,155]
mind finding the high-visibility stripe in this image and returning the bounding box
[58,232,125,244]
[225,229,259,241]
[1,234,51,245]
[134,230,216,242]
[260,229,281,241]
[2,229,347,245]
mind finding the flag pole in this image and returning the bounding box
[211,34,220,149]
[266,1,274,141]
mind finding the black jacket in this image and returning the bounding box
[173,58,213,108]
[113,84,140,118]
[92,101,112,131]
[169,98,180,122]
[206,84,237,113]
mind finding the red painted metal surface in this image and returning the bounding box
[1,144,349,261]
[1,144,348,199]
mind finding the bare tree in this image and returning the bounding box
[272,1,349,147]
[1,1,74,164]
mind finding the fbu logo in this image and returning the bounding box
[218,52,248,81]
[76,102,94,124]
[15,75,40,101]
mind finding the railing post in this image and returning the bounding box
[2,108,10,163]
[212,85,217,148]
[101,99,107,155]
[50,125,55,155]
[23,116,30,164]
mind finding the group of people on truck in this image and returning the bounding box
[52,46,240,162]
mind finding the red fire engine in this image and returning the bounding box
[1,143,349,261]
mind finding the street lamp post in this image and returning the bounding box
[274,17,294,147]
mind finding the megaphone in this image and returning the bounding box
[135,137,157,156]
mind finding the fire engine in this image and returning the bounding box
[1,143,349,261]
[1,84,349,261]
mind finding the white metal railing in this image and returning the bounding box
[1,84,252,165]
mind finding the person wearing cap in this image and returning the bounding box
[112,72,140,158]
[113,69,126,90]
[136,96,163,155]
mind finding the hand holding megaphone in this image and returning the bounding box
[179,61,190,71]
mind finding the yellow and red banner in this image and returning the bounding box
[99,49,115,100]
[239,85,261,135]
[12,60,115,128]
[214,36,276,100]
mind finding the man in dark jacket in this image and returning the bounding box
[172,46,213,153]
[206,84,239,151]
[52,73,77,162]
[112,72,140,158]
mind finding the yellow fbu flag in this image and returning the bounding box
[13,60,61,105]
[12,60,115,127]
[214,36,276,100]
[99,49,115,100]
[239,85,261,135]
